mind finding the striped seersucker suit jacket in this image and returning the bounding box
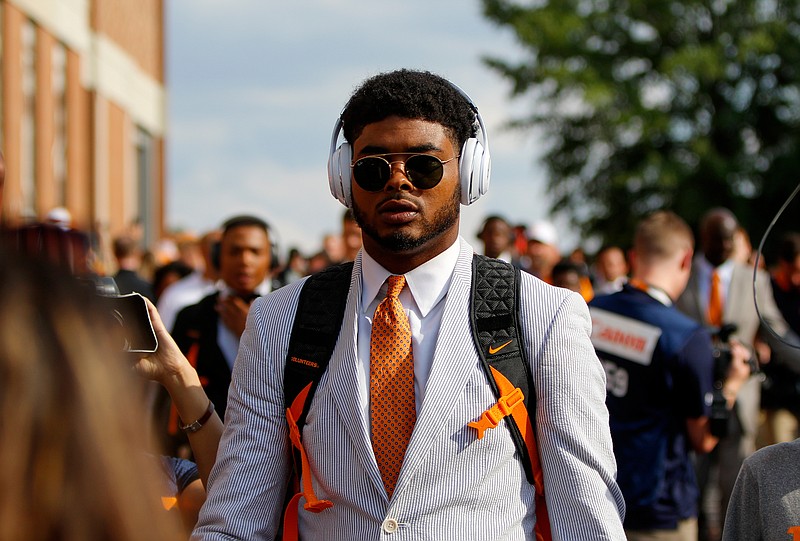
[193,238,626,541]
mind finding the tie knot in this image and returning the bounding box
[386,275,406,298]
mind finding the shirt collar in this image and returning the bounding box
[698,255,735,281]
[218,279,272,299]
[361,237,461,317]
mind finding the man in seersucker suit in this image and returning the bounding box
[191,69,625,540]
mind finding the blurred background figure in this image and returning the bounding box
[524,220,562,282]
[551,258,584,294]
[593,245,630,296]
[0,253,186,540]
[273,247,307,289]
[476,214,519,265]
[341,208,362,263]
[676,207,800,541]
[151,261,194,304]
[157,229,221,334]
[760,232,800,445]
[167,215,272,456]
[322,233,345,265]
[112,234,155,302]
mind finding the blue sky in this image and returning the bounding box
[165,0,566,257]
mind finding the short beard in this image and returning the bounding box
[352,186,461,253]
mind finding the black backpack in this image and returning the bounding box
[281,255,551,541]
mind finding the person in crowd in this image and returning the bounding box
[322,233,346,264]
[112,234,155,301]
[524,219,562,282]
[152,260,194,304]
[342,208,363,262]
[305,249,333,274]
[272,247,307,289]
[590,210,751,540]
[157,229,221,333]
[593,244,629,296]
[676,207,800,541]
[721,437,800,540]
[192,69,624,539]
[0,253,185,541]
[761,232,800,444]
[551,258,585,294]
[171,215,272,424]
[476,214,519,264]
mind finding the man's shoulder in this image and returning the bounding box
[592,287,703,337]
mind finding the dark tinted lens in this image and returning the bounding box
[405,155,444,189]
[352,157,391,191]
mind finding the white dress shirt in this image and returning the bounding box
[217,279,273,370]
[696,256,735,313]
[357,239,461,420]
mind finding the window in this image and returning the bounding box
[20,19,36,217]
[136,126,154,248]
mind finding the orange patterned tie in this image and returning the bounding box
[708,270,723,326]
[370,275,415,498]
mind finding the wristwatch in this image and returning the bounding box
[179,400,215,433]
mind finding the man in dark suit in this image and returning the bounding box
[172,215,272,423]
[676,207,799,541]
[112,234,154,301]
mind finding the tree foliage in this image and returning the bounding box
[482,0,800,257]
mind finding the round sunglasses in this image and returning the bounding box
[350,153,459,192]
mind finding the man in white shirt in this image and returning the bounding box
[192,69,624,540]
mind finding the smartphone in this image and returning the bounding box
[100,292,158,353]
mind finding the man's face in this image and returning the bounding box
[552,270,581,293]
[342,219,362,253]
[527,240,559,273]
[597,248,628,281]
[218,225,271,296]
[350,116,461,261]
[480,219,512,258]
[701,213,738,267]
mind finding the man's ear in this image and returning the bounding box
[628,249,638,275]
[680,249,694,271]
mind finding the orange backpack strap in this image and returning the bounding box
[281,262,354,538]
[469,254,552,541]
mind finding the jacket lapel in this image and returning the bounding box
[324,256,387,496]
[394,239,478,496]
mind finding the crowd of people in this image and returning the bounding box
[2,69,800,541]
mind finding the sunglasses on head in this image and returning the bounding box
[350,153,459,192]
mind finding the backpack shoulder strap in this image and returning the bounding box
[469,254,552,541]
[469,254,536,480]
[282,262,354,538]
[284,261,354,426]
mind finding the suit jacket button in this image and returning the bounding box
[382,518,399,533]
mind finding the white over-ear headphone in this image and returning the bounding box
[327,82,491,208]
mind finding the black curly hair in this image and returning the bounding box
[340,69,477,151]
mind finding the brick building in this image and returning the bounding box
[1,0,166,254]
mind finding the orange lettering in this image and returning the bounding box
[788,526,800,540]
[290,356,319,368]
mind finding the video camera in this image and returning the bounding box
[709,323,758,437]
[712,323,759,382]
[79,275,158,353]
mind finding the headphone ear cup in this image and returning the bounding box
[328,142,353,208]
[459,137,490,205]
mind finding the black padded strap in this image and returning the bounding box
[470,254,536,484]
[284,261,354,428]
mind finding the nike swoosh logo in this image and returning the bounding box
[488,340,513,355]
